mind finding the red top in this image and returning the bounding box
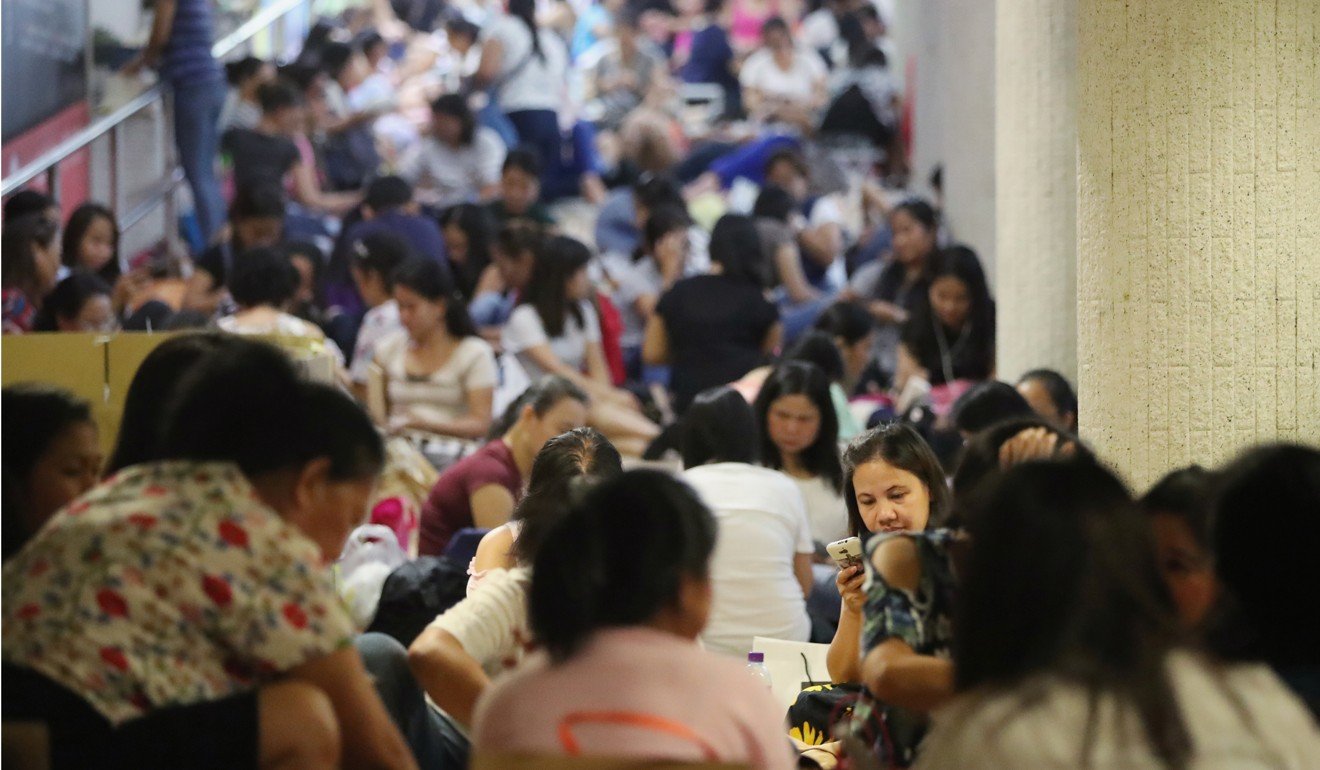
[419,440,522,556]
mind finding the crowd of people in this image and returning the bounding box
[2,0,1318,767]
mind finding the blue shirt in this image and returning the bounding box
[160,0,222,87]
[341,211,449,267]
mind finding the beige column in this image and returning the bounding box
[1077,0,1320,488]
[995,0,1078,382]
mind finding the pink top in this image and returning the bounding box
[473,627,795,770]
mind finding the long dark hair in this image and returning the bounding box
[754,361,843,490]
[953,460,1189,768]
[522,235,590,338]
[950,415,1091,513]
[680,386,759,468]
[439,203,496,300]
[393,259,478,339]
[529,469,717,662]
[508,0,544,61]
[430,93,476,145]
[352,231,416,294]
[902,245,995,383]
[160,338,384,482]
[510,428,624,565]
[106,333,252,475]
[842,422,948,536]
[486,375,590,440]
[2,214,59,301]
[62,203,121,284]
[708,214,768,287]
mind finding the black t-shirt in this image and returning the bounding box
[195,241,234,289]
[900,307,996,387]
[656,274,778,412]
[222,128,299,192]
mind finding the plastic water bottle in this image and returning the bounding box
[746,652,773,689]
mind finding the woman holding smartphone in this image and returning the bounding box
[826,423,948,684]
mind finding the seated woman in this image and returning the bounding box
[216,246,345,365]
[348,231,412,394]
[439,204,497,302]
[398,94,506,211]
[916,461,1320,768]
[825,422,948,685]
[469,219,544,331]
[813,301,877,396]
[33,271,118,333]
[603,204,691,378]
[738,17,827,134]
[502,235,659,456]
[2,338,417,769]
[61,203,128,308]
[842,199,939,383]
[754,361,848,545]
[2,213,62,334]
[409,428,623,728]
[645,214,781,414]
[680,387,813,657]
[185,184,286,317]
[896,245,996,394]
[1014,368,1078,432]
[483,150,557,227]
[1139,466,1218,631]
[471,468,796,768]
[373,260,497,440]
[1,384,101,559]
[417,376,589,557]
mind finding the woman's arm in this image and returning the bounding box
[291,160,362,216]
[583,340,613,387]
[826,563,865,682]
[286,647,419,769]
[392,386,494,440]
[471,524,517,573]
[183,269,222,314]
[858,537,955,713]
[895,342,926,394]
[472,37,505,88]
[642,315,670,365]
[761,321,784,357]
[469,483,517,530]
[773,241,819,304]
[794,552,814,599]
[407,628,491,729]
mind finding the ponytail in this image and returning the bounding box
[529,470,717,662]
[508,0,544,61]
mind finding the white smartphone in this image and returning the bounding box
[826,536,864,570]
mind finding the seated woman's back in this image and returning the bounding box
[679,387,813,657]
[471,469,794,770]
[918,650,1320,769]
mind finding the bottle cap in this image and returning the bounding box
[747,652,765,663]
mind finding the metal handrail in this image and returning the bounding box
[1,0,308,200]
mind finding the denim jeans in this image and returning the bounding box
[172,77,228,248]
[356,633,469,769]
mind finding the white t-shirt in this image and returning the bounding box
[398,128,507,210]
[482,14,569,113]
[502,302,601,379]
[428,567,532,677]
[739,48,827,105]
[682,463,814,657]
[374,332,499,428]
[791,475,848,545]
[917,652,1320,770]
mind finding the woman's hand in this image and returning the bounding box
[998,426,1076,468]
[836,564,865,615]
[868,300,909,325]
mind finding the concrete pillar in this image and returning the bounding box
[1077,0,1320,488]
[994,0,1077,382]
[939,0,998,279]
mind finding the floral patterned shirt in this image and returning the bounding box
[861,528,958,657]
[1,461,356,725]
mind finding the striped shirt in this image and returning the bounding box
[160,0,222,86]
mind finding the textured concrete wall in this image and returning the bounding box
[940,0,998,280]
[995,0,1078,382]
[1077,0,1320,488]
